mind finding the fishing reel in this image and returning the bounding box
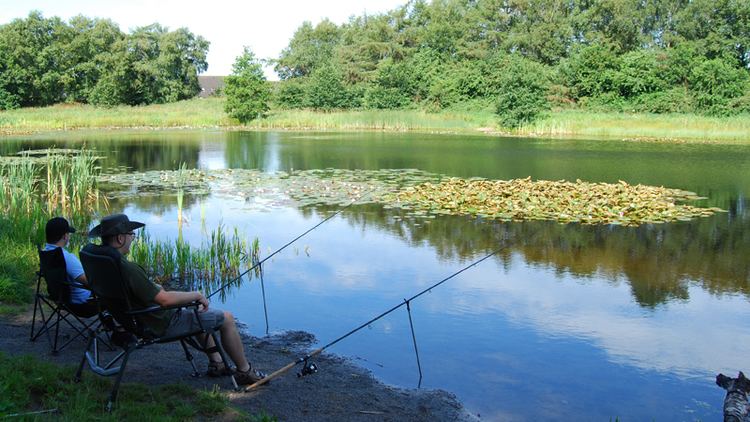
[297,359,318,378]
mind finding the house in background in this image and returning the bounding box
[197,76,225,97]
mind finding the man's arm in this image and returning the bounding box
[153,289,209,311]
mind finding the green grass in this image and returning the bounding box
[0,352,269,420]
[522,109,750,143]
[2,97,750,143]
[0,98,232,132]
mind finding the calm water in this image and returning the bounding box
[5,130,750,421]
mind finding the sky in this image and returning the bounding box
[0,0,408,79]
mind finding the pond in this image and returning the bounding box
[3,130,749,421]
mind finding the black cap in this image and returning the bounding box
[89,213,145,237]
[46,217,76,242]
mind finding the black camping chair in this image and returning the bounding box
[75,244,238,411]
[29,247,102,354]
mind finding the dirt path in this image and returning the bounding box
[3,310,476,421]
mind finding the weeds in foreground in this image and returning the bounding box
[0,352,269,420]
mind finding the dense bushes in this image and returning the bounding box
[0,12,208,109]
[264,0,750,127]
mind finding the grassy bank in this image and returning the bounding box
[0,352,260,420]
[1,97,750,143]
[524,110,750,143]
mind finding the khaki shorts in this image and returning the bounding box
[163,308,224,338]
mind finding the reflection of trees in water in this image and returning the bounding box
[303,200,750,308]
[0,133,204,172]
[109,193,205,215]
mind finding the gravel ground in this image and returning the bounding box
[2,310,477,421]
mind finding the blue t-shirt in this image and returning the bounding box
[43,244,91,304]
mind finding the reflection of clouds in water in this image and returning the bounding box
[425,253,750,379]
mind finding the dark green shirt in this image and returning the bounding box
[119,256,174,336]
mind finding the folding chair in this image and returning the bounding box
[75,244,238,411]
[29,247,101,354]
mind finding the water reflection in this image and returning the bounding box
[4,130,750,420]
[305,200,750,308]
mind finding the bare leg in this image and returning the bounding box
[218,311,250,372]
[201,311,251,372]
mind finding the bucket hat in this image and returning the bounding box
[89,214,145,237]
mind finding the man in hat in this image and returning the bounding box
[44,217,97,316]
[88,213,265,385]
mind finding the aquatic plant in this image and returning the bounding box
[130,226,261,296]
[98,167,722,226]
[388,177,724,226]
[0,149,104,243]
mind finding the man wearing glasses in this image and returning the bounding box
[88,213,265,385]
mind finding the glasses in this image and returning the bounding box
[124,232,136,237]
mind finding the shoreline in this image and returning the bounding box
[1,98,749,144]
[0,310,476,421]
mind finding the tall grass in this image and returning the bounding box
[522,110,750,142]
[0,150,104,309]
[0,98,231,132]
[252,108,497,132]
[0,150,103,244]
[3,97,749,142]
[130,226,261,297]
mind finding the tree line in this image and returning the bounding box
[3,2,749,128]
[265,0,750,126]
[0,11,208,109]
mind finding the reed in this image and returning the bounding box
[0,150,105,307]
[521,110,750,143]
[130,225,261,296]
[0,150,104,242]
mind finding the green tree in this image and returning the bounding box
[495,54,551,128]
[305,62,352,110]
[224,47,270,123]
[689,57,750,115]
[275,20,341,80]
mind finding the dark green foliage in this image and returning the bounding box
[268,0,750,117]
[631,88,695,114]
[275,20,341,80]
[305,62,353,110]
[495,55,551,128]
[0,11,208,108]
[364,59,416,109]
[274,78,308,109]
[689,58,750,116]
[224,47,270,123]
[560,44,621,100]
[613,50,669,98]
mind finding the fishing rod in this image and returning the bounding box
[207,188,375,299]
[244,246,504,391]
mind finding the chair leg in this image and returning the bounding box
[179,339,200,377]
[52,309,63,355]
[75,329,97,382]
[52,312,102,354]
[107,346,134,412]
[29,295,41,341]
[209,330,239,391]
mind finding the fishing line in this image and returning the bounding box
[207,187,376,299]
[244,246,504,391]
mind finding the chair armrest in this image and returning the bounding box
[124,301,201,316]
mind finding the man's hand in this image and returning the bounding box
[196,293,209,312]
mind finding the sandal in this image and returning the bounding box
[234,368,267,385]
[207,361,234,377]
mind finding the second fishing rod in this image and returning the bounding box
[207,188,375,299]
